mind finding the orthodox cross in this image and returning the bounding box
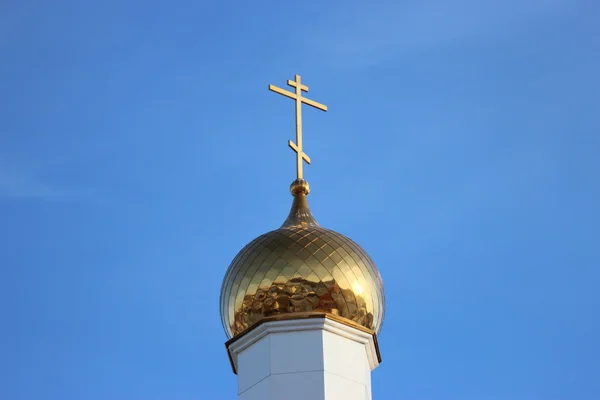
[269,75,328,180]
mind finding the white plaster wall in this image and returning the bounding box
[232,319,378,400]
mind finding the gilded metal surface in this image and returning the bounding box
[290,178,310,196]
[219,75,384,339]
[220,192,385,339]
[269,75,327,180]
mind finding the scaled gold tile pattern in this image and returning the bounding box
[220,184,385,339]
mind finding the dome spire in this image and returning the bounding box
[268,74,328,228]
[281,179,319,228]
[221,75,384,399]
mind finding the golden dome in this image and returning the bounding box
[220,179,385,339]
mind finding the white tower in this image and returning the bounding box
[219,75,385,400]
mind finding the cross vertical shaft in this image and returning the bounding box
[269,74,328,181]
[294,75,304,179]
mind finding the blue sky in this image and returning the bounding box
[1,0,599,399]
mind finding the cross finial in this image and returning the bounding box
[269,75,328,181]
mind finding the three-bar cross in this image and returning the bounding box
[269,75,327,180]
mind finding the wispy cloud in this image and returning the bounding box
[0,166,78,201]
[306,0,574,68]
